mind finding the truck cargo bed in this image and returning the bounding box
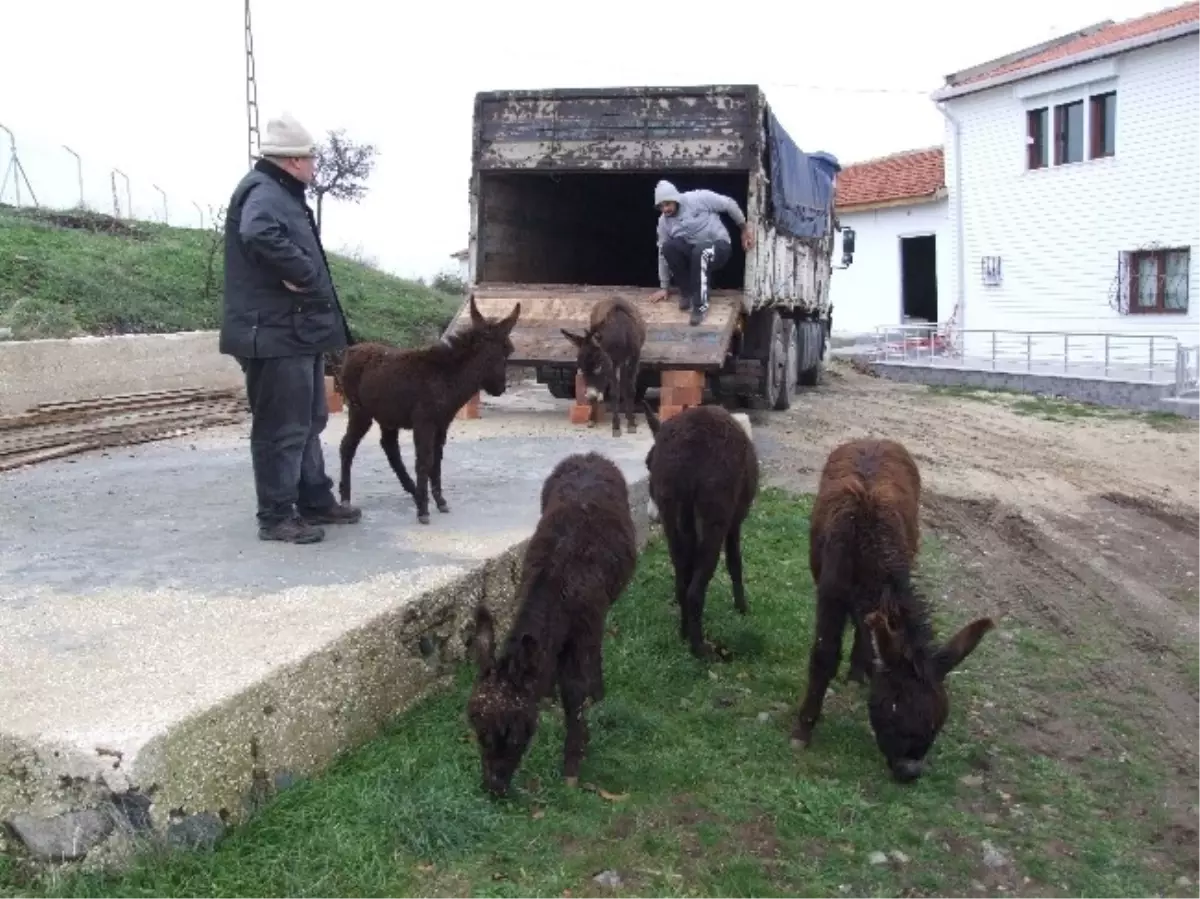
[452,284,742,370]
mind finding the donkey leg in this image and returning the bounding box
[431,424,450,514]
[683,522,726,660]
[725,521,747,615]
[412,424,436,524]
[792,599,849,748]
[624,360,639,432]
[559,648,591,786]
[378,427,418,500]
[611,369,622,437]
[338,406,373,504]
[661,505,695,633]
[846,620,872,685]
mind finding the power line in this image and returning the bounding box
[761,81,933,96]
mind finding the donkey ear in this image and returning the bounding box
[498,302,521,336]
[468,293,484,326]
[864,610,905,669]
[561,329,586,348]
[471,605,496,672]
[642,400,661,437]
[933,617,995,681]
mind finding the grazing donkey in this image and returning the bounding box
[561,297,647,437]
[467,452,638,796]
[792,437,994,783]
[642,402,758,660]
[337,295,520,524]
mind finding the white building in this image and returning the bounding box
[830,147,951,337]
[932,2,1199,360]
[450,248,469,283]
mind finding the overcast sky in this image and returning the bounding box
[1,0,1173,280]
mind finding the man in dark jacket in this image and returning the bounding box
[220,113,361,544]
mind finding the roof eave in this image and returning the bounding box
[836,187,948,214]
[930,20,1199,101]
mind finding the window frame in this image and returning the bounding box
[1023,88,1116,169]
[1127,248,1190,315]
[1089,91,1116,159]
[1026,107,1049,170]
[1053,99,1085,165]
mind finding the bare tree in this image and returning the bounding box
[203,204,227,303]
[310,129,378,232]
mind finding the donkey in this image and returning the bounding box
[792,437,995,783]
[561,297,646,437]
[467,452,638,796]
[337,295,520,524]
[643,402,758,661]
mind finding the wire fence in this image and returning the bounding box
[0,123,214,229]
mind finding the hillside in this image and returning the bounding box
[0,206,461,346]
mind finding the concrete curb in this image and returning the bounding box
[1,472,652,870]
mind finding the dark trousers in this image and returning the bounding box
[661,236,732,310]
[239,354,337,525]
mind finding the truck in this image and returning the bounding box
[447,83,856,411]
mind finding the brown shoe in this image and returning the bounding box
[299,503,362,526]
[259,516,325,544]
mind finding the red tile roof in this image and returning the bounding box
[834,146,945,211]
[950,2,1199,87]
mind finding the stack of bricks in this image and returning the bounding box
[569,371,599,425]
[455,392,481,420]
[658,370,704,422]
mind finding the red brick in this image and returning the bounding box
[325,376,344,414]
[574,370,587,404]
[455,392,481,420]
[661,385,702,408]
[657,404,686,422]
[569,403,594,425]
[661,369,704,390]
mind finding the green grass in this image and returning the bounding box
[2,490,1190,897]
[0,207,460,346]
[927,384,1194,431]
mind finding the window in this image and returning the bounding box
[1129,248,1190,314]
[1026,107,1048,169]
[1090,91,1116,158]
[1054,100,1084,164]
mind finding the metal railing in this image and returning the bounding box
[872,324,1183,383]
[1175,344,1200,395]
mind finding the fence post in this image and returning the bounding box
[192,201,204,229]
[152,184,168,224]
[1149,336,1155,381]
[113,169,131,220]
[1104,334,1110,377]
[62,145,84,209]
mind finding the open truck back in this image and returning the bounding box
[447,84,852,411]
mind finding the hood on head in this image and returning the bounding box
[654,180,682,209]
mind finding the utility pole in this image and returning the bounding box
[245,0,261,169]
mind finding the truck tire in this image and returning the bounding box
[773,318,798,411]
[796,320,826,387]
[545,378,575,400]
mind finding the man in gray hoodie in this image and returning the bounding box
[649,180,754,326]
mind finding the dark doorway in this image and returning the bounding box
[900,235,938,322]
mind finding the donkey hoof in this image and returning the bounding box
[436,501,450,514]
[563,776,579,788]
[418,513,431,525]
[790,737,808,750]
[611,429,622,438]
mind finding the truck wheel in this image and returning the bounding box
[797,323,826,387]
[546,379,575,400]
[773,318,797,410]
[759,310,789,410]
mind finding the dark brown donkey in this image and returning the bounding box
[467,452,638,796]
[337,295,520,524]
[561,297,646,437]
[643,403,758,661]
[792,437,994,783]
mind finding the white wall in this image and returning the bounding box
[942,34,1200,356]
[831,199,951,336]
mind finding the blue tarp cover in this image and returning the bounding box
[765,108,841,240]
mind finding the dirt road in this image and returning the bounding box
[752,360,1199,867]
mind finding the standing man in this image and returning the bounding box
[220,113,361,544]
[649,180,754,326]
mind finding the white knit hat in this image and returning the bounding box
[258,113,316,158]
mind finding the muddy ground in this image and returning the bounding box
[751,360,1199,875]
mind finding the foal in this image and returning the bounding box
[562,297,646,437]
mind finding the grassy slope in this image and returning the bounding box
[2,490,1188,898]
[0,208,460,347]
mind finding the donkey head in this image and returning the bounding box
[561,327,615,404]
[864,597,994,783]
[467,295,521,397]
[466,606,541,797]
[641,401,663,523]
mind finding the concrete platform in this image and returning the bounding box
[0,391,654,860]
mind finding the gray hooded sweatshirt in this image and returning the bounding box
[654,179,747,289]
